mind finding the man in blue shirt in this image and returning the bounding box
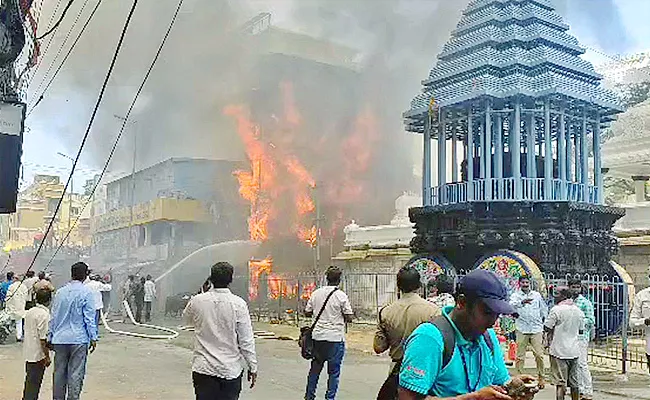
[399,269,538,400]
[48,262,98,400]
[0,271,15,305]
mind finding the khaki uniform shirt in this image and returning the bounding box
[374,292,440,362]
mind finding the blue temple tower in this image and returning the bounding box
[405,0,625,275]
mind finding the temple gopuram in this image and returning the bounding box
[404,0,626,278]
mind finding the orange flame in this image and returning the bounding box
[224,82,316,243]
[249,257,273,300]
[297,225,317,247]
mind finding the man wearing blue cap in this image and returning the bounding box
[398,269,538,400]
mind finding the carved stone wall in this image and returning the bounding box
[410,202,625,275]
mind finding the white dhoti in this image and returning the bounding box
[577,338,593,397]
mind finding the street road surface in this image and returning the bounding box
[0,322,646,399]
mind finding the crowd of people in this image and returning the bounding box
[118,274,156,323]
[0,265,160,399]
[1,260,644,400]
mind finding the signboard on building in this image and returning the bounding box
[0,101,27,214]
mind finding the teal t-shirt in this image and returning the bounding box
[399,306,510,397]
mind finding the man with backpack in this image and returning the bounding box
[304,266,354,400]
[398,269,538,400]
[374,266,440,399]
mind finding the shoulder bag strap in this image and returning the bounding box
[311,288,339,330]
[431,315,456,369]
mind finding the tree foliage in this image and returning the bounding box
[616,80,650,109]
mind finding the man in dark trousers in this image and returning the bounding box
[22,288,52,400]
[133,276,146,323]
[183,262,257,400]
[48,262,98,400]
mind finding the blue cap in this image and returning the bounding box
[459,269,515,315]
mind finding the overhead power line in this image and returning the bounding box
[43,0,186,271]
[36,0,76,41]
[5,0,141,302]
[28,0,103,116]
[25,0,65,92]
[29,0,93,109]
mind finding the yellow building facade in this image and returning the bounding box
[0,175,90,251]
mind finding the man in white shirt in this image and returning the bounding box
[144,275,156,322]
[183,262,257,400]
[85,274,112,333]
[630,266,650,374]
[545,288,585,400]
[22,288,52,400]
[23,271,39,309]
[304,266,354,400]
[6,274,29,342]
[510,275,548,387]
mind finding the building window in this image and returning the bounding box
[137,225,146,247]
[48,198,58,214]
[149,222,171,245]
[71,207,79,216]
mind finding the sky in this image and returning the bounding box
[19,0,650,192]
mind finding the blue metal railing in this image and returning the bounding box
[431,178,599,206]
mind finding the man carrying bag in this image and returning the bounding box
[302,266,354,400]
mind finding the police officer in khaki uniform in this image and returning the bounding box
[374,266,441,400]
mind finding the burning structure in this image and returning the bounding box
[224,14,402,287]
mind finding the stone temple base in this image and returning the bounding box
[409,202,625,276]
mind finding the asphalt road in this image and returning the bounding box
[0,322,646,399]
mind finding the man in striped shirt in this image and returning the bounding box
[569,277,595,400]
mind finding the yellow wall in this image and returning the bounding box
[92,198,211,233]
[0,176,89,251]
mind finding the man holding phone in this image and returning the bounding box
[398,269,538,400]
[510,276,548,388]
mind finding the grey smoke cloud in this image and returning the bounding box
[28,0,467,227]
[552,0,634,54]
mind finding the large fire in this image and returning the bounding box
[225,80,380,298]
[224,81,377,244]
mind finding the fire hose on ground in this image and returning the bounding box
[100,300,179,340]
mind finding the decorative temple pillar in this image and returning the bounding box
[566,123,573,182]
[438,108,447,202]
[575,120,581,183]
[527,113,536,179]
[423,109,432,206]
[467,108,474,201]
[558,105,567,200]
[495,114,503,179]
[512,99,522,199]
[593,114,603,204]
[484,100,492,200]
[632,176,649,203]
[581,109,589,200]
[544,98,552,199]
[451,118,458,183]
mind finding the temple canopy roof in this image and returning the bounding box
[404,0,623,133]
[602,99,650,178]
